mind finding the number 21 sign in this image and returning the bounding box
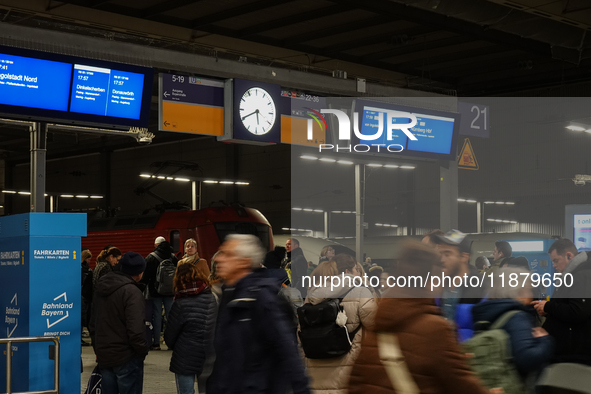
[458,102,489,138]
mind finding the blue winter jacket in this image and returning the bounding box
[472,299,554,376]
[206,269,310,394]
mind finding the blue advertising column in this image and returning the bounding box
[0,213,86,394]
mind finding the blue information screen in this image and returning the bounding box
[406,114,455,154]
[0,47,152,127]
[357,102,458,158]
[0,53,72,111]
[70,65,145,119]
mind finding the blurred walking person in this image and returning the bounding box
[348,240,489,394]
[164,263,217,394]
[303,254,377,394]
[207,234,310,394]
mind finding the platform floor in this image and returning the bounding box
[81,340,180,394]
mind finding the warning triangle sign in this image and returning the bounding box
[458,138,479,170]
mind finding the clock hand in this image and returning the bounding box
[241,110,257,120]
[256,110,260,125]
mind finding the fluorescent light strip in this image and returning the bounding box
[337,160,354,165]
[400,165,415,169]
[175,178,190,182]
[367,163,383,167]
[203,180,218,184]
[90,196,103,199]
[2,190,16,194]
[219,181,234,185]
[319,158,336,163]
[18,192,30,195]
[384,164,399,168]
[300,155,318,160]
[61,195,74,198]
[76,195,89,199]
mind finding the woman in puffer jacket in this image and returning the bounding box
[304,254,377,394]
[164,262,217,394]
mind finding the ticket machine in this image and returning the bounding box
[0,213,86,394]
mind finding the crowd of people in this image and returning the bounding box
[82,230,591,394]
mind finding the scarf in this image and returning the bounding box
[174,280,209,300]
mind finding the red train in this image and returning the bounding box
[82,205,274,267]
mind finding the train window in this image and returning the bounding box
[170,230,181,253]
[215,222,270,250]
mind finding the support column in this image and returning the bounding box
[439,161,458,231]
[30,122,46,212]
[324,211,329,239]
[355,164,365,264]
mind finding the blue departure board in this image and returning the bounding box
[0,53,72,111]
[355,99,460,160]
[0,46,153,127]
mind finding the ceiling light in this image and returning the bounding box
[140,174,151,178]
[235,182,249,185]
[505,202,515,205]
[219,181,234,185]
[384,164,399,168]
[90,196,103,199]
[175,178,190,182]
[502,220,511,223]
[331,211,341,214]
[457,198,466,202]
[300,155,318,160]
[61,195,74,198]
[313,209,324,213]
[292,207,302,211]
[400,165,415,169]
[566,125,586,131]
[466,199,477,203]
[337,160,354,165]
[319,158,336,163]
[367,163,383,167]
[76,195,89,199]
[487,218,494,222]
[376,223,383,226]
[303,208,313,212]
[484,201,494,204]
[166,177,174,180]
[157,176,165,179]
[18,191,31,195]
[495,201,505,205]
[2,190,16,194]
[203,180,218,184]
[342,211,352,214]
[282,227,290,231]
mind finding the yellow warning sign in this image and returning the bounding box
[458,138,479,170]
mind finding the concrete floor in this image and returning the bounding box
[80,341,183,394]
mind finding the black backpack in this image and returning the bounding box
[150,252,176,296]
[297,288,361,359]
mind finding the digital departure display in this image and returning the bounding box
[0,46,153,127]
[70,65,144,119]
[355,99,460,160]
[0,53,72,111]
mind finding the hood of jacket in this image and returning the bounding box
[373,297,441,332]
[95,271,140,297]
[306,273,358,305]
[472,299,528,326]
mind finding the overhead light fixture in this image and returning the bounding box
[466,199,477,203]
[337,160,354,165]
[300,155,318,160]
[332,211,341,214]
[457,198,466,202]
[400,165,415,169]
[303,208,313,212]
[203,180,218,184]
[157,176,165,179]
[292,207,302,211]
[2,190,16,194]
[505,202,515,205]
[319,158,336,163]
[76,195,89,199]
[495,201,505,205]
[175,178,190,182]
[219,181,234,185]
[384,164,399,168]
[140,174,151,178]
[376,223,383,226]
[18,192,31,195]
[313,209,324,213]
[484,201,494,204]
[166,177,174,180]
[235,182,250,185]
[90,196,103,199]
[61,195,74,198]
[367,163,383,168]
[566,125,586,131]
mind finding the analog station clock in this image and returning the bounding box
[238,87,276,135]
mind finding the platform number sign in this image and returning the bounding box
[458,102,490,138]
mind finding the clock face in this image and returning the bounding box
[238,87,276,135]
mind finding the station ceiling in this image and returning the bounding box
[1,0,591,160]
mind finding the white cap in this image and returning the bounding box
[155,236,166,245]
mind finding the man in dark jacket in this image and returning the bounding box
[283,238,308,299]
[433,229,484,342]
[91,252,148,394]
[532,238,591,364]
[207,234,310,394]
[140,240,178,350]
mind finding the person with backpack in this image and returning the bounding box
[207,234,310,394]
[141,240,178,350]
[164,262,217,394]
[467,267,554,393]
[301,254,376,394]
[348,240,489,394]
